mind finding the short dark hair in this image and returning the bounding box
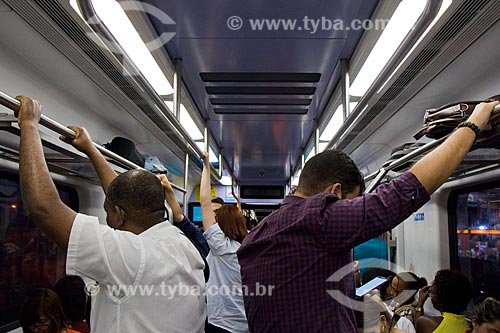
[107,169,165,221]
[215,204,247,243]
[433,269,472,314]
[472,297,500,326]
[211,197,224,205]
[297,149,364,196]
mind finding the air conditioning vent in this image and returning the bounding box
[337,0,496,151]
[202,72,320,115]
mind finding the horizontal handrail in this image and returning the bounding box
[76,0,226,183]
[0,90,187,193]
[364,103,500,192]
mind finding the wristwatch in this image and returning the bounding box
[415,307,423,312]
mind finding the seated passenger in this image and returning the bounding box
[384,272,428,324]
[200,152,249,333]
[361,267,396,296]
[53,276,90,333]
[356,296,410,333]
[19,288,81,333]
[16,96,206,332]
[415,269,472,333]
[465,297,500,333]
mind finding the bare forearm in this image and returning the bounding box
[410,127,476,194]
[200,160,216,230]
[164,190,184,223]
[20,123,75,248]
[20,124,62,215]
[87,147,118,193]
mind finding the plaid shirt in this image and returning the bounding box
[237,172,429,332]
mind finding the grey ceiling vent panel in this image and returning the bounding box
[213,108,308,115]
[200,72,321,82]
[210,98,312,106]
[205,86,316,95]
[202,72,320,115]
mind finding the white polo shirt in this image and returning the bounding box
[66,213,206,333]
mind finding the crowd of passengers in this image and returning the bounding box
[13,96,500,333]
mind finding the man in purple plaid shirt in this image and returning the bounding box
[237,101,499,332]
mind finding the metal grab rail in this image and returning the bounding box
[0,90,187,193]
[364,104,500,193]
[325,0,443,150]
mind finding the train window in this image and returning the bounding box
[449,184,500,302]
[0,171,79,329]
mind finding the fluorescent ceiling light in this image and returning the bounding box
[88,0,173,95]
[164,101,204,142]
[195,142,219,163]
[318,142,329,153]
[350,0,452,97]
[320,102,358,141]
[219,176,233,186]
[304,146,315,162]
[69,0,84,17]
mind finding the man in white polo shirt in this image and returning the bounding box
[16,96,206,332]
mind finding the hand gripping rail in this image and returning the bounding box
[0,90,187,193]
[364,103,500,193]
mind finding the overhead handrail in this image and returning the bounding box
[75,0,227,182]
[325,0,443,150]
[0,90,187,193]
[364,104,500,193]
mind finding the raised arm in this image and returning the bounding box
[158,174,210,258]
[200,152,216,230]
[410,101,499,194]
[60,126,117,193]
[158,174,184,223]
[17,96,77,249]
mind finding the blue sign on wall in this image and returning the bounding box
[414,212,425,222]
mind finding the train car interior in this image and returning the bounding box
[1,0,500,331]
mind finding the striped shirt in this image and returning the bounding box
[237,172,429,332]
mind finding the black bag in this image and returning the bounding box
[103,137,145,167]
[414,95,500,140]
[381,142,425,171]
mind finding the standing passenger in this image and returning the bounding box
[16,96,206,332]
[237,100,499,332]
[200,152,249,333]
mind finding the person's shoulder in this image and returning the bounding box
[416,315,442,333]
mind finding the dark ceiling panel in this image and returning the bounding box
[200,72,321,82]
[210,98,312,106]
[206,86,316,95]
[213,108,309,114]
